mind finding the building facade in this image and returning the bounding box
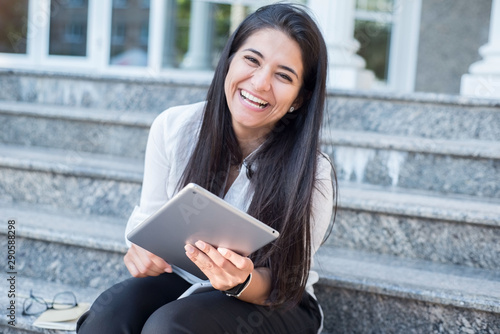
[0,0,498,98]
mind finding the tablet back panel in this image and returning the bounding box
[127,183,279,280]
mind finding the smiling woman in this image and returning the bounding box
[77,3,336,334]
[225,29,304,142]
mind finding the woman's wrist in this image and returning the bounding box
[223,272,252,297]
[235,267,271,305]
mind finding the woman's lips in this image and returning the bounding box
[239,89,270,111]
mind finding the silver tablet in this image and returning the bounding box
[126,183,279,280]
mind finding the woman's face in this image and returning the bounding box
[224,28,304,141]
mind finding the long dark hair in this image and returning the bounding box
[179,3,332,307]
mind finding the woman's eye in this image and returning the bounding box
[278,73,293,82]
[244,56,259,65]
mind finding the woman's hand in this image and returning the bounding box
[124,243,172,277]
[184,240,254,291]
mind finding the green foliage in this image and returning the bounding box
[355,0,393,12]
[175,0,192,63]
[354,20,391,81]
[174,0,232,68]
[212,4,231,63]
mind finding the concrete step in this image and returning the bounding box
[327,183,500,271]
[0,69,209,112]
[1,98,498,199]
[1,131,498,227]
[2,69,499,141]
[3,98,498,182]
[0,101,154,159]
[0,144,142,218]
[4,254,497,333]
[322,130,500,199]
[325,91,500,141]
[1,192,498,333]
[0,201,129,288]
[314,247,500,334]
[1,142,498,270]
[0,276,102,334]
[2,175,498,287]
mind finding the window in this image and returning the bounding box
[354,0,394,85]
[111,23,127,45]
[0,0,29,54]
[49,0,88,56]
[354,0,422,92]
[113,0,128,9]
[109,0,150,66]
[67,0,86,8]
[64,23,86,44]
[140,22,149,46]
[167,0,239,69]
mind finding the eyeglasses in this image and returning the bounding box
[22,290,78,316]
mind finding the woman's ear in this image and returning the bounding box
[293,84,312,111]
[291,96,303,112]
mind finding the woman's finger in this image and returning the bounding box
[127,247,158,276]
[123,253,142,277]
[217,247,253,271]
[125,244,171,277]
[124,248,148,277]
[136,245,171,274]
[185,241,254,291]
[194,240,229,269]
[185,243,222,276]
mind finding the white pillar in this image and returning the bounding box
[308,0,374,90]
[230,4,246,34]
[181,0,214,70]
[460,0,500,99]
[162,0,177,68]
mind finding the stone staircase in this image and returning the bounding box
[316,93,500,333]
[0,69,498,333]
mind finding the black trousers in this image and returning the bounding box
[77,273,322,334]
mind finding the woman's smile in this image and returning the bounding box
[239,89,270,111]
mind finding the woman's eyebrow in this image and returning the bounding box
[243,48,299,80]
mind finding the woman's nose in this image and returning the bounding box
[251,68,271,91]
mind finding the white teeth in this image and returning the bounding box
[240,90,269,107]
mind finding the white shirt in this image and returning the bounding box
[125,101,334,298]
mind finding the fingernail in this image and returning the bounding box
[218,247,228,256]
[165,267,172,273]
[195,240,205,249]
[185,244,195,254]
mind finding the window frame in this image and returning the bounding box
[354,0,422,92]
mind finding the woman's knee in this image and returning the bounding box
[141,296,224,334]
[77,279,143,333]
[86,278,145,315]
[78,275,185,333]
[141,301,196,333]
